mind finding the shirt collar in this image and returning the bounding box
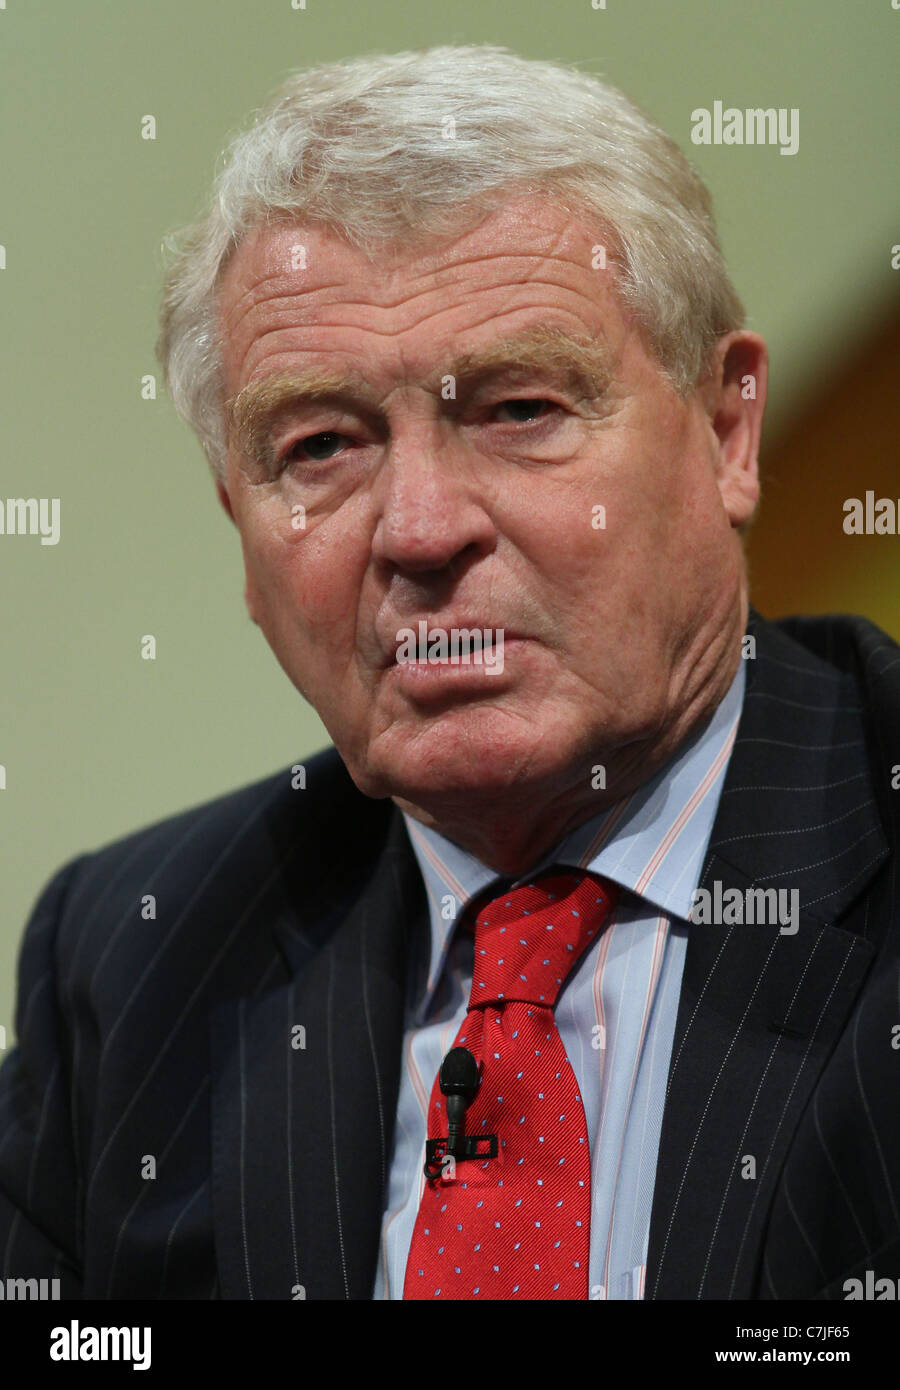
[401,660,745,1022]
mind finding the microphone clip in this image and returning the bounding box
[422,1045,498,1180]
[423,1133,499,1181]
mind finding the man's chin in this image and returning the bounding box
[347,722,571,806]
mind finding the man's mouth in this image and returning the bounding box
[402,632,498,662]
[382,619,514,688]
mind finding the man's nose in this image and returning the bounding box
[370,428,498,574]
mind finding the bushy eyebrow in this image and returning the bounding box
[226,323,615,467]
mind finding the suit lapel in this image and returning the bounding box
[646,609,889,1298]
[211,806,428,1299]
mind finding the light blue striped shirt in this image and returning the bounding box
[373,660,745,1299]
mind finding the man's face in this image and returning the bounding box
[217,193,762,824]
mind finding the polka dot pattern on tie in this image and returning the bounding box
[403,870,618,1301]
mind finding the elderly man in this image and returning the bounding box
[1,45,898,1303]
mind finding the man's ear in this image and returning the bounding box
[701,330,768,530]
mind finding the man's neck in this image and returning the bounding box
[393,668,738,876]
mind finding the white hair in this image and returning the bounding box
[156,44,745,481]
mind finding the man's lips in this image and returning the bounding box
[377,621,523,667]
[384,633,524,703]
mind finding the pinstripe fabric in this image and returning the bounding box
[0,607,897,1299]
[372,662,745,1299]
[645,613,894,1298]
[748,616,900,1300]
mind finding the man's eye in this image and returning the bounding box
[493,398,557,425]
[278,400,558,467]
[283,432,347,463]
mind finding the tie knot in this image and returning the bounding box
[466,870,618,1010]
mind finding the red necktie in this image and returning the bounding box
[403,869,618,1300]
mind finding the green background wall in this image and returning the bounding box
[2,0,898,1036]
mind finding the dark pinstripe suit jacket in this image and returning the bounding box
[2,607,899,1300]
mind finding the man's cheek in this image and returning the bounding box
[241,548,297,641]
